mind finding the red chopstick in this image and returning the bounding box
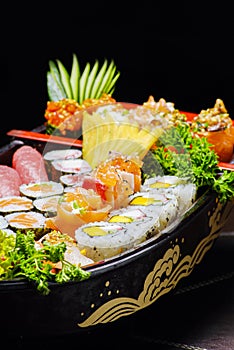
[7,129,234,171]
[7,129,83,148]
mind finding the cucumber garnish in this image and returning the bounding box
[47,54,120,104]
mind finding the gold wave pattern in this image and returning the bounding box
[78,200,232,328]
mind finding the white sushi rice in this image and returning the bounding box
[75,194,178,262]
[60,173,86,187]
[51,159,92,174]
[74,178,186,261]
[142,176,197,214]
[75,222,137,262]
[108,207,161,244]
[33,195,61,216]
[4,211,47,238]
[128,191,179,231]
[0,215,8,229]
[19,181,64,199]
[0,196,33,214]
[43,149,82,161]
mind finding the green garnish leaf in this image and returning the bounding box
[143,122,234,203]
[47,55,120,103]
[70,53,80,102]
[47,61,67,101]
[83,59,99,100]
[0,231,90,295]
[94,59,115,98]
[89,59,108,99]
[78,62,91,104]
[102,67,120,95]
[56,59,73,99]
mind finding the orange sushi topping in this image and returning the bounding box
[94,154,142,192]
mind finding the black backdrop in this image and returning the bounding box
[3,3,234,145]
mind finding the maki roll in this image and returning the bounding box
[75,201,171,262]
[50,159,92,182]
[19,181,64,199]
[60,173,86,187]
[43,149,83,181]
[128,191,179,231]
[33,195,61,217]
[108,207,161,244]
[0,215,8,230]
[0,196,33,214]
[75,222,134,262]
[142,176,197,215]
[4,211,49,239]
[43,149,82,162]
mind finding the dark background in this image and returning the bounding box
[3,2,234,142]
[2,4,234,348]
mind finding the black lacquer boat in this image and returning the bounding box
[0,108,233,338]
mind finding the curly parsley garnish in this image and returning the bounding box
[142,122,234,203]
[0,230,90,295]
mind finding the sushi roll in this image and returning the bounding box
[43,149,83,181]
[0,228,16,236]
[19,181,64,199]
[33,195,61,217]
[43,149,82,162]
[0,215,8,230]
[63,185,83,193]
[142,176,197,215]
[4,211,49,239]
[0,196,33,214]
[75,222,135,262]
[49,159,92,182]
[128,191,179,231]
[108,207,161,244]
[60,173,86,187]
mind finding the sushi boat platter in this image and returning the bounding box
[0,97,233,335]
[1,53,234,337]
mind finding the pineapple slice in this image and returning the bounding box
[82,106,166,169]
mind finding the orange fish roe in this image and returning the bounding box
[44,94,117,135]
[44,99,83,134]
[94,154,142,192]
